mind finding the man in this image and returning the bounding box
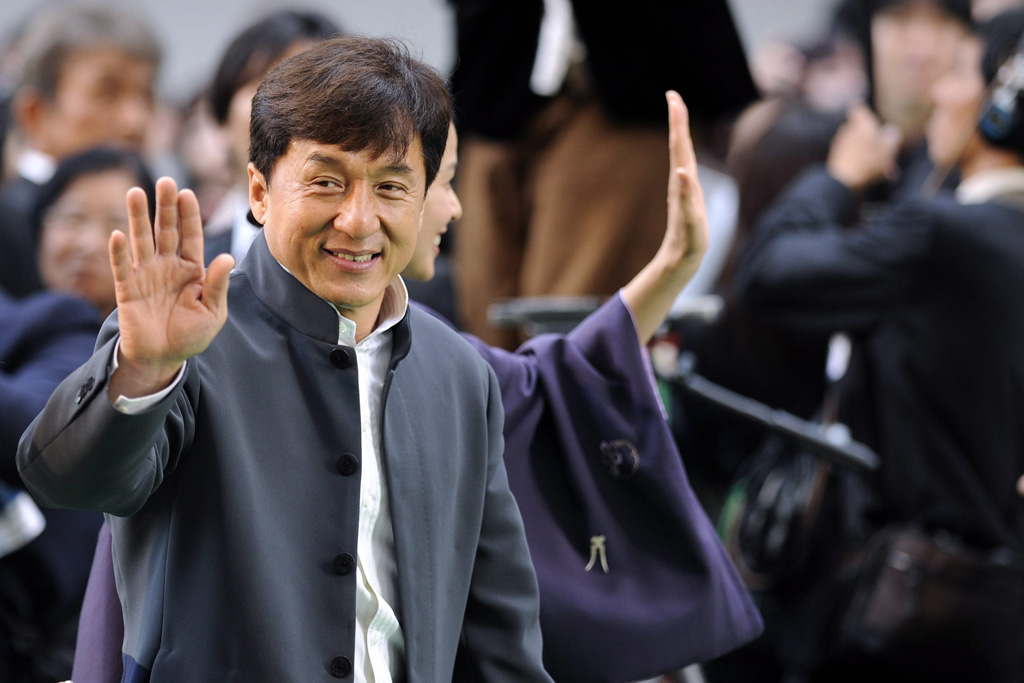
[18,36,551,681]
[72,91,763,683]
[734,9,1024,681]
[1,3,161,296]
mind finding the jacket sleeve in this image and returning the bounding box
[732,166,934,334]
[0,292,99,484]
[455,364,553,681]
[17,316,195,517]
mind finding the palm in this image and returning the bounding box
[109,178,234,387]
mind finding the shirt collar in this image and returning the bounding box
[331,276,409,347]
[17,149,56,185]
[955,167,1024,205]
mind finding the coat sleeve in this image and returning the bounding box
[0,292,99,484]
[732,166,935,334]
[454,364,553,681]
[16,315,194,517]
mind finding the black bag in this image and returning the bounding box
[829,524,1024,681]
[717,435,837,592]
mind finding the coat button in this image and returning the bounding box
[330,348,352,369]
[330,655,352,678]
[333,552,355,575]
[75,376,95,404]
[336,453,359,476]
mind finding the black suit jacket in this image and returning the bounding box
[734,167,1024,553]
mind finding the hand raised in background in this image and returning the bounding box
[622,89,709,345]
[108,177,234,399]
[827,104,903,192]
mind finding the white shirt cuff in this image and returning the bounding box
[109,338,187,414]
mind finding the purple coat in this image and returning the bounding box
[73,294,761,683]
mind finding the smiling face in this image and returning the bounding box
[926,33,985,169]
[249,136,426,336]
[38,168,136,316]
[404,125,461,282]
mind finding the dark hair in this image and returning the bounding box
[717,98,845,290]
[249,36,451,189]
[208,10,341,125]
[869,0,972,24]
[977,8,1024,156]
[18,3,161,98]
[31,146,156,239]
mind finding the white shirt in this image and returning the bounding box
[16,149,56,185]
[955,166,1024,205]
[111,275,411,683]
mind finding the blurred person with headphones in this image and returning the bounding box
[731,8,1024,682]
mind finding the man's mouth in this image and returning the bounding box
[326,249,379,263]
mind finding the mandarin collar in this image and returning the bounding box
[237,230,411,354]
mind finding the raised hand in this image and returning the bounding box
[622,90,710,345]
[827,104,902,192]
[108,177,234,399]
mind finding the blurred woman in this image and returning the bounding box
[33,147,155,319]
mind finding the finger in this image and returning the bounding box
[109,230,133,285]
[1017,474,1024,496]
[178,188,204,265]
[666,90,696,173]
[677,167,709,253]
[202,253,235,316]
[126,187,154,265]
[154,177,181,256]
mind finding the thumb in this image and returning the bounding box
[203,253,235,314]
[881,123,903,155]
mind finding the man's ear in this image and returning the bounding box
[12,87,49,146]
[248,162,268,225]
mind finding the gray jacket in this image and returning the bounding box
[18,231,551,682]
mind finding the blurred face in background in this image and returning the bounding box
[872,3,968,143]
[22,47,156,159]
[403,124,461,282]
[926,33,985,170]
[38,168,135,316]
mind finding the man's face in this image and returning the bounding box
[872,4,967,141]
[926,34,986,169]
[31,47,156,159]
[404,124,461,282]
[249,137,426,331]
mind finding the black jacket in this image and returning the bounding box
[734,166,1024,553]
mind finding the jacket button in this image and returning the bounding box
[337,453,359,476]
[75,376,95,404]
[330,348,352,369]
[333,552,355,575]
[330,655,352,678]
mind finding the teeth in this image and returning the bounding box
[337,253,374,263]
[433,235,442,247]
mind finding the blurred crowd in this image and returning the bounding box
[1,0,1024,681]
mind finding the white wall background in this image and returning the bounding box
[0,0,835,104]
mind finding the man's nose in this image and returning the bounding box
[332,187,378,239]
[117,95,153,148]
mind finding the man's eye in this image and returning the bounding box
[379,183,406,193]
[316,179,340,188]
